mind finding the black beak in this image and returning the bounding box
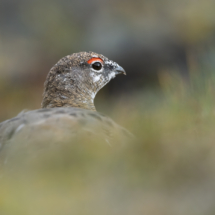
[115,65,126,75]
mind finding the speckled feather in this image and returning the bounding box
[0,52,131,153]
[42,51,119,110]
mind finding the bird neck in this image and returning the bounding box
[41,86,96,111]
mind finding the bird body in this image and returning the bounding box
[0,51,131,155]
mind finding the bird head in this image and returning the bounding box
[42,51,126,110]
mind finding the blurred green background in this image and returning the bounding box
[1,0,215,120]
[1,0,215,214]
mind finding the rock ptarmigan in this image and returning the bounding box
[0,52,133,158]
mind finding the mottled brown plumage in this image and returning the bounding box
[0,52,131,155]
[42,51,125,110]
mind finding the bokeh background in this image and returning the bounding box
[1,0,215,120]
[1,0,215,214]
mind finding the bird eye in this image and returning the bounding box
[92,62,102,71]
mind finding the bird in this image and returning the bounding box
[0,51,133,158]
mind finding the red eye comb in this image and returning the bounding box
[87,57,103,64]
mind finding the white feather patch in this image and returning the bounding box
[15,124,25,133]
[93,75,101,82]
[108,72,116,80]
